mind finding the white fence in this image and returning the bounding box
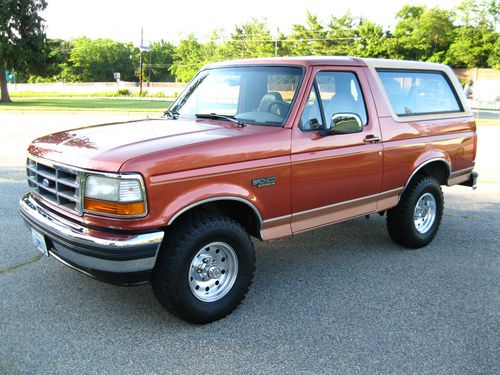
[8,82,188,98]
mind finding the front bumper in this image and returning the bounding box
[19,192,164,285]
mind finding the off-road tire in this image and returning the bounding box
[387,175,444,249]
[152,211,255,324]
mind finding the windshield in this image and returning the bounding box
[169,66,304,126]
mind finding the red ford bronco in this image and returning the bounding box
[20,57,478,323]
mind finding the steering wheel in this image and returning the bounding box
[266,101,289,117]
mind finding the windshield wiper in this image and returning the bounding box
[195,113,246,127]
[164,109,179,119]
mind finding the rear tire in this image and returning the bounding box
[387,175,444,249]
[152,211,255,324]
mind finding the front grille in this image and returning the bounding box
[26,158,82,214]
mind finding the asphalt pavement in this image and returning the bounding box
[0,112,499,374]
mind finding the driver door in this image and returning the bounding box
[290,67,383,233]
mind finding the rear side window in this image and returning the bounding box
[378,70,462,116]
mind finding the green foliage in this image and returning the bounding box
[147,40,175,82]
[224,19,275,59]
[446,0,499,67]
[0,0,47,102]
[117,89,131,96]
[13,0,500,86]
[288,12,330,56]
[388,5,455,62]
[63,37,138,82]
[488,36,500,69]
[169,36,205,82]
[354,19,389,58]
[325,13,358,55]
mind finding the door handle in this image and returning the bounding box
[363,135,381,143]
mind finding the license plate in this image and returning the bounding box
[31,229,49,257]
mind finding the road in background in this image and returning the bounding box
[1,111,499,373]
[0,111,161,167]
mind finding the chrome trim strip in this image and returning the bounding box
[51,243,158,273]
[20,192,164,273]
[167,196,263,227]
[49,251,95,278]
[402,158,451,194]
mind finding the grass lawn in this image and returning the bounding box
[0,97,171,112]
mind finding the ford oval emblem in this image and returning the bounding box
[42,178,50,187]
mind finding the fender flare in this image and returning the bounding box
[167,195,263,226]
[402,157,451,194]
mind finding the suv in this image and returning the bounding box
[20,57,478,323]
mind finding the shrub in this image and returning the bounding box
[117,89,131,96]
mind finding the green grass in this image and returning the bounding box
[0,97,171,112]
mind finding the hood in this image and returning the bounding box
[28,118,290,173]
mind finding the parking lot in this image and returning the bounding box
[1,112,499,374]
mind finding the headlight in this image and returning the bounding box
[84,174,146,217]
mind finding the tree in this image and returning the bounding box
[62,37,138,82]
[0,0,47,102]
[388,5,455,62]
[288,12,328,56]
[353,19,389,58]
[169,36,205,82]
[488,36,500,69]
[447,0,499,67]
[224,19,274,59]
[27,38,72,82]
[325,13,358,56]
[147,40,175,82]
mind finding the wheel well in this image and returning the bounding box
[169,200,262,239]
[410,160,450,186]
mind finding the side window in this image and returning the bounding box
[317,72,368,126]
[378,70,462,116]
[300,86,323,130]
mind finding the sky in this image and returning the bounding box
[42,0,465,45]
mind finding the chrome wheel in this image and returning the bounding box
[188,242,238,302]
[413,192,436,234]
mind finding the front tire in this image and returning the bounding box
[152,211,255,324]
[387,175,444,249]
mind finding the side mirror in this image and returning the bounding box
[319,113,363,136]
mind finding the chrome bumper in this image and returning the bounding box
[19,192,164,285]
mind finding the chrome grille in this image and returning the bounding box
[26,158,82,214]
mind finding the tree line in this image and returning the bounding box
[1,0,499,102]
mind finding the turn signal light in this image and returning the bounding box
[84,198,145,216]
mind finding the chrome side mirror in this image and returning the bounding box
[320,113,363,136]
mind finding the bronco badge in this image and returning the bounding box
[251,176,276,188]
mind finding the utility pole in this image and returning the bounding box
[148,49,151,87]
[275,27,279,57]
[139,27,143,97]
